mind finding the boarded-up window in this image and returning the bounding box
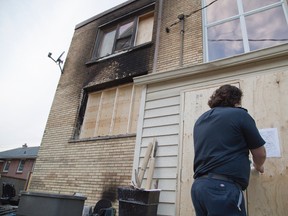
[135,12,154,45]
[80,84,142,138]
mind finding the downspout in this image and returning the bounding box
[152,0,163,73]
[178,13,185,67]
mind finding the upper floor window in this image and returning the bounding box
[3,161,11,172]
[79,84,142,139]
[204,0,288,61]
[17,160,25,173]
[95,11,154,59]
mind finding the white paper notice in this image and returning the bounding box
[259,128,281,158]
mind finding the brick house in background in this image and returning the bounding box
[29,0,288,215]
[0,145,39,203]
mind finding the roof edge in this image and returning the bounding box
[75,0,136,30]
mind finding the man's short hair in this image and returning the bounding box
[208,85,243,108]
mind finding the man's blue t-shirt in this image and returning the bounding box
[193,107,265,190]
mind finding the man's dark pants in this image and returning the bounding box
[191,177,246,216]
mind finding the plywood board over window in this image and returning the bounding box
[135,12,154,45]
[80,84,142,139]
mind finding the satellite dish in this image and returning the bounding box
[48,51,65,74]
[56,51,65,64]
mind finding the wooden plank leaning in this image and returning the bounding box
[135,138,156,188]
[136,140,154,188]
[145,138,157,190]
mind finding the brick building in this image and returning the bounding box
[30,0,288,215]
[0,145,39,203]
[29,0,158,210]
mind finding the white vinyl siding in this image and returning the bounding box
[134,85,181,215]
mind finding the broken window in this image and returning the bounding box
[203,0,288,61]
[17,160,25,173]
[3,161,11,172]
[95,11,154,59]
[79,84,142,139]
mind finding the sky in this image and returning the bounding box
[0,0,127,152]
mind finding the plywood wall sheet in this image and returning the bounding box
[178,83,240,216]
[97,89,116,136]
[112,86,132,134]
[80,92,101,138]
[242,71,288,216]
[129,85,142,133]
[248,168,288,215]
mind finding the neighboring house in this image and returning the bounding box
[0,145,39,204]
[29,0,288,215]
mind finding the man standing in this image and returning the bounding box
[191,85,266,216]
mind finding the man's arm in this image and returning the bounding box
[250,146,266,173]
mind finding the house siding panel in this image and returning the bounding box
[135,85,183,215]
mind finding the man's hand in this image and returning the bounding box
[253,163,264,173]
[251,146,266,173]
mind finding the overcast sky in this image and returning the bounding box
[0,0,127,151]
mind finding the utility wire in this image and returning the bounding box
[166,0,219,32]
[186,0,218,18]
[208,38,288,41]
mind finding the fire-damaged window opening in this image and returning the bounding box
[3,160,11,172]
[93,10,154,60]
[17,160,25,173]
[74,84,142,140]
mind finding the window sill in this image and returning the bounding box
[86,42,153,65]
[69,133,136,143]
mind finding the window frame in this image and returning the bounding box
[203,0,288,62]
[3,160,11,172]
[17,160,25,173]
[114,18,137,53]
[93,11,154,60]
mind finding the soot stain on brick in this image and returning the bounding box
[100,173,128,202]
[84,45,151,92]
[101,186,117,202]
